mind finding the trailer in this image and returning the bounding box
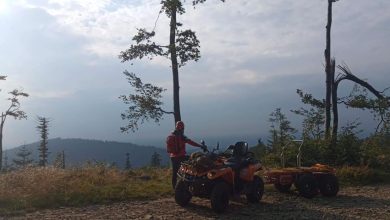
[262,140,339,199]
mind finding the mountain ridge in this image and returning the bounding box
[4,137,169,168]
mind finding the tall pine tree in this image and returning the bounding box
[150,152,162,167]
[36,116,50,167]
[125,152,131,169]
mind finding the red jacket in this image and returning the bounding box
[169,132,202,158]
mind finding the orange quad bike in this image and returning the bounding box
[262,140,339,199]
[175,141,264,213]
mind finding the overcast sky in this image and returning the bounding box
[0,0,389,149]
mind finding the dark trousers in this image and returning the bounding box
[229,157,244,192]
[171,156,188,189]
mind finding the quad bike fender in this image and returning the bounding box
[207,167,233,181]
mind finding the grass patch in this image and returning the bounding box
[2,165,388,215]
[0,166,172,215]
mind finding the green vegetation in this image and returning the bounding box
[0,166,172,215]
[337,166,390,186]
[251,107,390,186]
[252,106,390,169]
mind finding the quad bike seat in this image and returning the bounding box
[223,141,251,168]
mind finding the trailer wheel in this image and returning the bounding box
[274,183,292,193]
[246,176,264,203]
[211,181,230,213]
[319,174,339,197]
[175,180,192,207]
[297,174,318,199]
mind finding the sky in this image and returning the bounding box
[0,0,389,149]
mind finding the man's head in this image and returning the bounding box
[176,121,185,131]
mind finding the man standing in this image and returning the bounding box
[166,121,205,189]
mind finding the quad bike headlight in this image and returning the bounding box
[208,171,216,178]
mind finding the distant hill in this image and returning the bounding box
[4,138,169,168]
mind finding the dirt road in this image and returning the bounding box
[4,185,390,220]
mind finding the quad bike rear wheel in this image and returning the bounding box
[175,180,192,207]
[319,174,339,197]
[210,181,230,213]
[297,173,318,199]
[274,183,292,193]
[246,176,264,203]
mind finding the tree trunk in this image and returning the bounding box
[170,0,181,123]
[331,74,339,148]
[324,0,334,140]
[330,59,337,147]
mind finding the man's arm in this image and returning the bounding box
[184,136,203,148]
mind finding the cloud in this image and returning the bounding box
[31,90,74,99]
[14,0,164,57]
[1,0,390,147]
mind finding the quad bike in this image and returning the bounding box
[262,140,339,199]
[174,141,264,213]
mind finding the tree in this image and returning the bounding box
[119,72,172,132]
[333,64,390,139]
[2,151,9,172]
[268,108,296,152]
[336,120,362,166]
[53,150,65,169]
[324,0,339,140]
[292,89,325,141]
[119,0,224,132]
[150,151,162,167]
[0,85,29,170]
[301,0,389,146]
[13,145,33,168]
[36,116,50,167]
[125,152,131,169]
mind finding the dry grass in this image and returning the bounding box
[2,165,388,215]
[0,166,172,215]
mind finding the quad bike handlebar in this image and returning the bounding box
[201,144,209,153]
[198,140,259,165]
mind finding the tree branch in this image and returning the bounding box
[337,64,384,99]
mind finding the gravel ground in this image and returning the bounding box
[2,185,390,220]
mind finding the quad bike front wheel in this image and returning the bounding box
[297,173,318,199]
[175,180,192,207]
[210,181,230,213]
[319,174,339,197]
[246,176,264,203]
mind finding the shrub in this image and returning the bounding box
[337,166,390,185]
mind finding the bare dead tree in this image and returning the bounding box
[0,88,29,170]
[324,0,339,140]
